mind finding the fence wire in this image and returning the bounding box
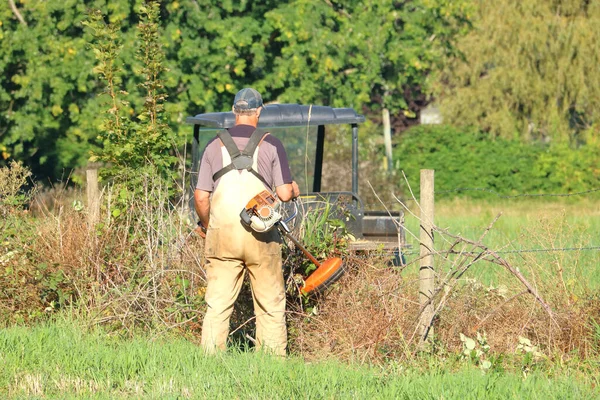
[364,187,600,209]
[434,187,600,199]
[360,183,600,256]
[403,245,600,257]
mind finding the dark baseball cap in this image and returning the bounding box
[233,88,263,111]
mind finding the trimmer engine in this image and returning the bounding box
[240,190,344,294]
[240,190,282,233]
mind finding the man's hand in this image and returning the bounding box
[276,180,300,202]
[291,181,300,198]
[195,223,207,239]
[194,189,211,237]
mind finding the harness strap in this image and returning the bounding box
[249,169,271,188]
[212,128,271,189]
[212,163,236,182]
[216,130,241,159]
[242,128,266,157]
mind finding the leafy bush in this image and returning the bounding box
[532,142,600,193]
[0,169,206,328]
[0,162,66,325]
[393,125,600,199]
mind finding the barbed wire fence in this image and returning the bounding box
[365,171,599,344]
[365,180,600,257]
[435,186,600,198]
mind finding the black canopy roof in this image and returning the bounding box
[186,104,365,129]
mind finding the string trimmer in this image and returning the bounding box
[240,190,344,294]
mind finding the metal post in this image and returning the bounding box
[419,169,435,341]
[351,123,359,195]
[191,124,201,190]
[313,125,325,192]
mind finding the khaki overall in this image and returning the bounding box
[201,140,286,356]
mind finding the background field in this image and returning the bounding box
[402,198,600,290]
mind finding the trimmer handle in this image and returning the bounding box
[282,197,299,224]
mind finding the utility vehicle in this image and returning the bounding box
[186,104,406,257]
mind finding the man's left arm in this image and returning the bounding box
[276,181,299,202]
[271,138,299,202]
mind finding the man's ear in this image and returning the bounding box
[256,107,262,117]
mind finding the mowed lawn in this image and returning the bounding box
[0,319,597,399]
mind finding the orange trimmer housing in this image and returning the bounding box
[273,216,345,294]
[300,257,344,294]
[245,190,278,218]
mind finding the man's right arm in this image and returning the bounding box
[195,141,215,236]
[194,189,211,236]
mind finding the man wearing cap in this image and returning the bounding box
[194,88,300,356]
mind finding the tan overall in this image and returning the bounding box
[201,140,286,356]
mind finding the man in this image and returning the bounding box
[194,88,300,356]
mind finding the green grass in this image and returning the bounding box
[402,199,600,290]
[0,319,598,399]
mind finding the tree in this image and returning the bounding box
[0,0,143,181]
[433,0,600,143]
[262,0,473,129]
[85,1,176,180]
[1,0,471,181]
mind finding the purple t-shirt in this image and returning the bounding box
[196,125,293,192]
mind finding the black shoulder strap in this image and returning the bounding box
[212,129,271,188]
[242,128,267,157]
[217,130,241,159]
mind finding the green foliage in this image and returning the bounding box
[394,125,542,198]
[394,125,600,199]
[1,0,472,181]
[460,332,494,371]
[0,163,42,324]
[0,163,75,324]
[0,0,104,179]
[433,0,600,141]
[85,1,178,184]
[300,201,350,270]
[0,161,32,215]
[532,141,600,193]
[264,0,473,117]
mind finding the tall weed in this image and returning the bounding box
[0,163,206,332]
[0,161,32,216]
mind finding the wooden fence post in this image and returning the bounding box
[382,108,393,172]
[86,167,100,228]
[419,169,435,341]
